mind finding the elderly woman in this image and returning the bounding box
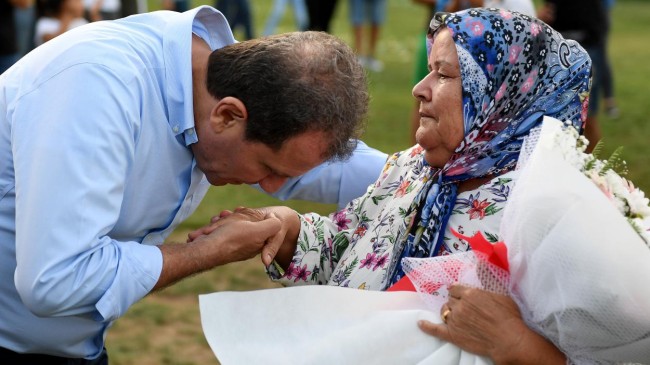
[192,8,591,363]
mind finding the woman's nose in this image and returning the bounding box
[412,77,430,101]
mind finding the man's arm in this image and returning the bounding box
[12,65,160,322]
[154,217,282,290]
[261,140,388,209]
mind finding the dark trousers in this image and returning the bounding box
[305,0,339,32]
[215,0,254,40]
[0,346,108,365]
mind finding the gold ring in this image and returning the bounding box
[442,309,451,324]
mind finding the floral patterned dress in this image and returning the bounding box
[268,145,518,291]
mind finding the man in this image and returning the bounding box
[0,6,386,362]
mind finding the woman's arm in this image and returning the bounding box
[418,285,566,365]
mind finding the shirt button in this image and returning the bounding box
[173,125,180,133]
[187,129,195,135]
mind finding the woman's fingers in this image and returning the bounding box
[211,210,233,223]
[418,319,450,340]
[261,230,284,267]
[187,226,215,242]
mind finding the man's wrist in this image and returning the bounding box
[154,239,224,291]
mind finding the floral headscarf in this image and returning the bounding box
[390,8,592,284]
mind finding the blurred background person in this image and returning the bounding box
[34,0,87,46]
[482,0,534,15]
[263,0,307,36]
[445,0,534,14]
[434,0,471,12]
[84,0,121,21]
[14,0,36,58]
[120,0,145,17]
[1,0,34,74]
[216,0,254,40]
[120,0,144,18]
[305,0,338,32]
[349,0,388,72]
[601,0,619,118]
[161,0,187,12]
[538,0,607,151]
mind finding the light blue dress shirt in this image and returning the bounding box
[0,6,386,358]
[269,140,387,209]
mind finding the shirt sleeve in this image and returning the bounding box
[11,63,162,322]
[260,140,388,209]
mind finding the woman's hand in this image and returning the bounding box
[187,206,301,267]
[187,208,240,243]
[418,285,566,365]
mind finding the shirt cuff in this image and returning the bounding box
[94,242,163,322]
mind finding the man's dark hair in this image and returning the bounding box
[206,31,368,161]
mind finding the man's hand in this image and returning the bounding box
[188,206,301,267]
[417,285,566,365]
[187,207,244,243]
[190,211,282,265]
[153,213,282,291]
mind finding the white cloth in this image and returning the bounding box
[500,117,650,364]
[199,286,492,365]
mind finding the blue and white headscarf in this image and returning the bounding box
[390,8,592,284]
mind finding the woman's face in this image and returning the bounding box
[412,28,464,169]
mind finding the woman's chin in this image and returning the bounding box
[423,153,446,169]
[424,149,451,169]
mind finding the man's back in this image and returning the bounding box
[0,7,234,358]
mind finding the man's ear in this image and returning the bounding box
[209,96,248,134]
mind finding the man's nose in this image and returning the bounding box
[258,175,289,194]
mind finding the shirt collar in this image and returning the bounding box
[162,6,235,145]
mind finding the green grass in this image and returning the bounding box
[107,1,650,364]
